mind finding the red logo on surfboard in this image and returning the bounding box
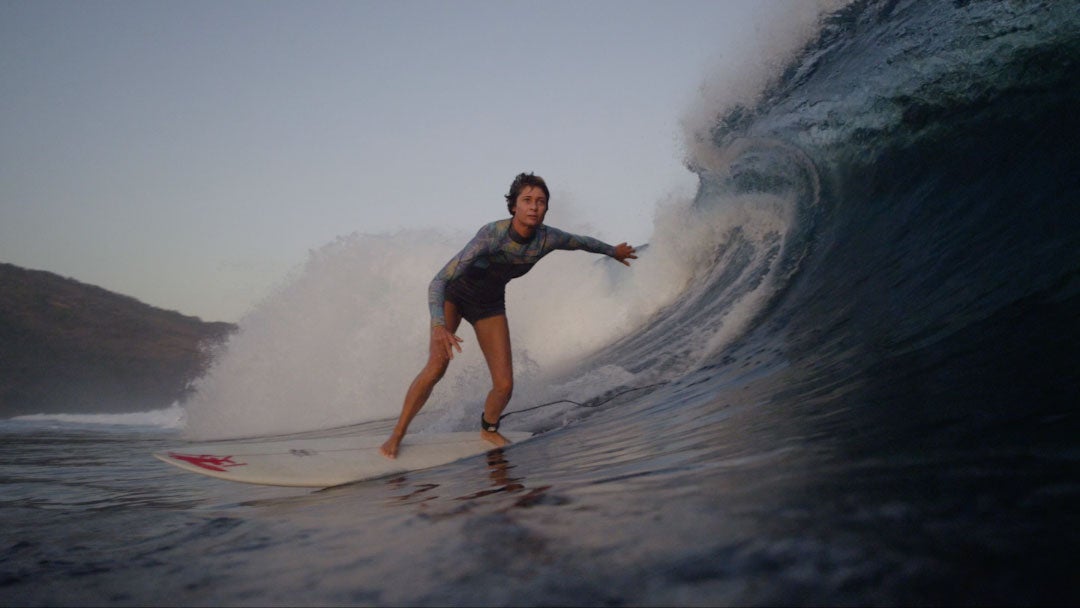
[167,452,247,472]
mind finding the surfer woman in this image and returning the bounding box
[380,173,637,458]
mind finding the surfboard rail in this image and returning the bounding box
[153,431,533,487]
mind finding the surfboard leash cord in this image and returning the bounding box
[498,381,670,422]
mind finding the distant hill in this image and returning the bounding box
[0,262,236,417]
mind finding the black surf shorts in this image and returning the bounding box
[445,278,506,325]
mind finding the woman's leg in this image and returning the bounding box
[380,302,462,459]
[472,314,513,447]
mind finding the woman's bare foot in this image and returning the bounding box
[480,429,511,448]
[380,434,403,459]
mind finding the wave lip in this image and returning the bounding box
[702,0,1080,160]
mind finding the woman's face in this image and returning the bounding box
[512,185,548,229]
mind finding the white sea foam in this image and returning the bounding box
[10,403,186,429]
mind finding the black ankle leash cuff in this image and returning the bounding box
[481,415,500,433]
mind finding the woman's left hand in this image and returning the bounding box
[613,242,638,266]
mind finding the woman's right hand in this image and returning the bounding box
[432,325,464,360]
[613,242,638,266]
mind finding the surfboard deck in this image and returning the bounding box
[153,431,533,487]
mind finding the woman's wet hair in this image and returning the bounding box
[505,172,550,214]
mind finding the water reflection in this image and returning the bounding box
[455,449,525,500]
[388,481,440,504]
[379,448,568,518]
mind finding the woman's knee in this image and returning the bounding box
[491,376,513,400]
[421,357,450,383]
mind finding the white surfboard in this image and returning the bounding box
[153,431,532,487]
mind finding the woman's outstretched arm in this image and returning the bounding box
[542,226,637,266]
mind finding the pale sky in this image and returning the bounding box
[1,0,791,322]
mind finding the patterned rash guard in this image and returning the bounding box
[429,219,617,327]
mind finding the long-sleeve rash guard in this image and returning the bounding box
[429,219,617,327]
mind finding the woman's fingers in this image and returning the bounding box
[433,326,463,360]
[448,332,463,357]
